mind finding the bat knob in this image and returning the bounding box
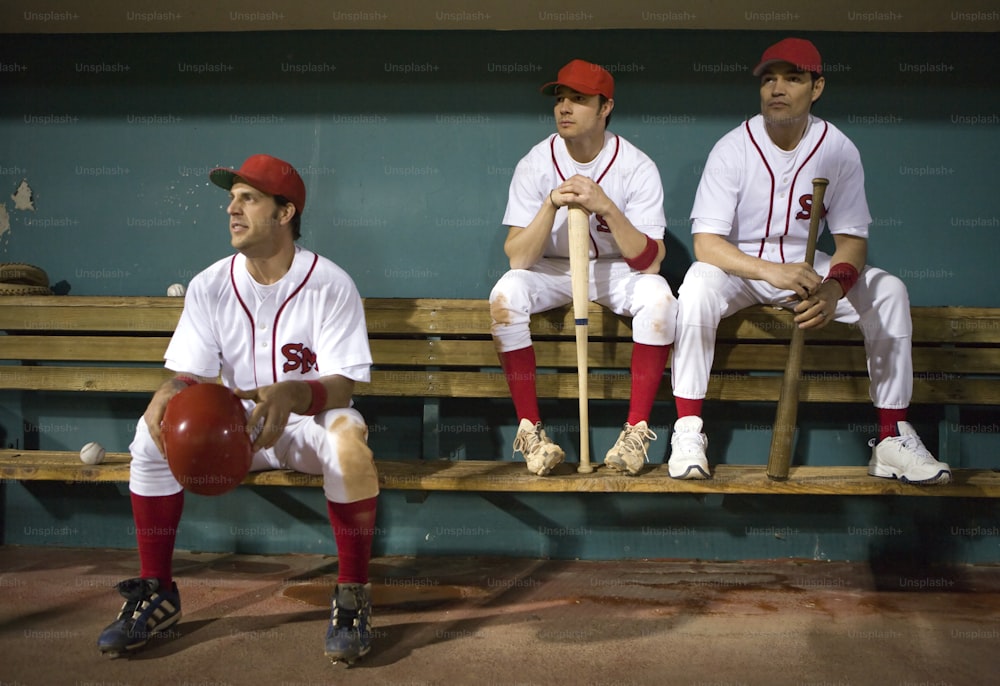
[576,463,594,474]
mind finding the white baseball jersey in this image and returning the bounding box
[690,114,872,263]
[503,131,666,259]
[165,246,372,393]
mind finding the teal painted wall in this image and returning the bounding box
[1,29,998,561]
[1,30,997,303]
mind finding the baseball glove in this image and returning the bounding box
[0,262,53,295]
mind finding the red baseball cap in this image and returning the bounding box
[753,38,823,76]
[540,59,615,99]
[209,154,306,216]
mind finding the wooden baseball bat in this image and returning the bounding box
[766,178,829,481]
[567,205,593,474]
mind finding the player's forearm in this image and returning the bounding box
[600,204,653,259]
[828,234,867,273]
[293,375,355,415]
[504,199,559,269]
[504,229,548,270]
[822,235,868,298]
[321,375,356,410]
[693,232,770,280]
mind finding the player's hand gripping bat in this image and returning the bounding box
[766,178,829,481]
[568,205,593,474]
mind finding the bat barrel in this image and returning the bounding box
[767,328,805,480]
[567,206,593,474]
[575,324,592,473]
[766,178,828,481]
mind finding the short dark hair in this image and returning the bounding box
[274,194,301,240]
[599,95,613,128]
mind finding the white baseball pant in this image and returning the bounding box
[490,257,677,351]
[671,252,913,409]
[128,406,379,503]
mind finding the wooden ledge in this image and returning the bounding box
[373,461,1000,497]
[2,450,998,497]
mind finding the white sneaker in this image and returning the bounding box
[868,421,951,485]
[512,418,565,476]
[668,416,710,479]
[604,421,657,476]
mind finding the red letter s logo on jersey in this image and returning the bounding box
[795,193,828,221]
[282,343,319,375]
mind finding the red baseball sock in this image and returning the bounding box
[878,408,908,441]
[499,346,540,424]
[130,491,184,589]
[327,497,378,584]
[627,343,672,425]
[675,396,703,419]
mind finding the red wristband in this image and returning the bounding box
[304,380,328,415]
[625,235,658,271]
[175,376,199,387]
[824,263,860,297]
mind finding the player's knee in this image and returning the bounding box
[677,263,726,318]
[678,262,726,298]
[325,414,379,500]
[490,271,531,310]
[127,418,184,494]
[129,417,163,461]
[632,277,678,345]
[490,271,532,341]
[325,413,372,462]
[858,270,912,339]
[879,272,911,307]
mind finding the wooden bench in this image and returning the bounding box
[1,296,999,496]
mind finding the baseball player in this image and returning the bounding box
[97,154,379,664]
[668,38,951,485]
[490,59,677,476]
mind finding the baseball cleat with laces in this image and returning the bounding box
[604,421,657,475]
[325,582,374,666]
[512,418,565,476]
[97,577,182,657]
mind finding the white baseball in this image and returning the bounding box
[80,441,106,465]
[167,283,186,297]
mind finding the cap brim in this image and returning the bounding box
[539,80,603,96]
[753,59,782,76]
[209,167,238,191]
[540,81,559,95]
[753,58,819,76]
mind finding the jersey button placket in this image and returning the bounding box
[256,302,276,373]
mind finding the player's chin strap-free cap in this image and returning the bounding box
[540,59,615,99]
[752,37,823,77]
[209,154,306,216]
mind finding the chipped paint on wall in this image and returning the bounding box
[0,203,9,240]
[11,179,34,211]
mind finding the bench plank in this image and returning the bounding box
[372,460,1000,497]
[0,336,172,362]
[2,450,997,497]
[3,366,997,405]
[0,366,173,393]
[358,371,1000,405]
[2,297,997,343]
[4,337,996,378]
[0,296,182,332]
